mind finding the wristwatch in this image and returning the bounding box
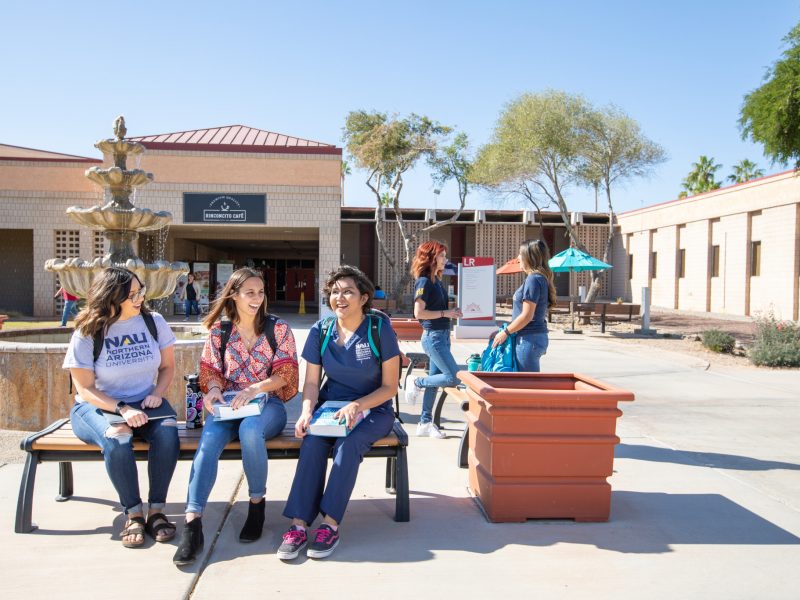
[115,401,127,415]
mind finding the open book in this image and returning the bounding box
[212,391,267,421]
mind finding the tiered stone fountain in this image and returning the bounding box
[45,116,188,298]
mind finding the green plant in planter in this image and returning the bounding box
[749,314,800,367]
[701,329,736,353]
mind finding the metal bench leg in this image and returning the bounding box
[385,457,397,494]
[15,451,39,533]
[403,361,416,390]
[458,426,470,468]
[56,462,74,502]
[433,390,448,428]
[393,446,410,522]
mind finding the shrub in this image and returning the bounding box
[701,329,736,353]
[749,315,800,367]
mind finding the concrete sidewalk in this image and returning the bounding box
[2,322,799,600]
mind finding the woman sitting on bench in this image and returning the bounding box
[173,268,298,566]
[64,267,179,549]
[277,265,400,560]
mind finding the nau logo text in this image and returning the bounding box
[105,333,148,349]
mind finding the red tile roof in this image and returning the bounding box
[0,143,101,163]
[129,125,341,155]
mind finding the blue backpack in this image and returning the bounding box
[481,325,518,372]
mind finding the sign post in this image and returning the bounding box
[455,256,498,340]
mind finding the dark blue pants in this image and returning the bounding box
[283,402,394,524]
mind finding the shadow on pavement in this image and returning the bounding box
[616,443,800,471]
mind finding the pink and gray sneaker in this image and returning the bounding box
[277,525,308,560]
[306,523,340,559]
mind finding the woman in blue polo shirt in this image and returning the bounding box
[491,239,556,371]
[278,265,400,560]
[404,241,463,438]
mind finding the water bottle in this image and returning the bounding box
[184,374,203,429]
[467,353,482,372]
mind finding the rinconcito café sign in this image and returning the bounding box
[183,193,266,224]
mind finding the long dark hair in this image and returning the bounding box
[322,265,375,315]
[411,240,447,280]
[519,239,557,308]
[74,267,149,337]
[203,268,267,330]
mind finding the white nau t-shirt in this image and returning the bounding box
[63,312,176,404]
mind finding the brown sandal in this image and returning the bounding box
[122,516,146,548]
[145,513,176,543]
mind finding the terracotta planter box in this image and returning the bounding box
[458,370,634,523]
[390,318,423,341]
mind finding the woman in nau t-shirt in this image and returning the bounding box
[64,267,179,549]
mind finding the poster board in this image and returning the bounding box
[215,263,234,300]
[455,256,497,339]
[193,262,211,309]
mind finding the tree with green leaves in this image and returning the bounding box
[679,155,722,198]
[727,159,765,184]
[739,22,800,168]
[578,105,666,301]
[340,160,351,205]
[472,91,665,301]
[343,111,471,304]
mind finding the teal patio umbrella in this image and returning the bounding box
[548,247,612,332]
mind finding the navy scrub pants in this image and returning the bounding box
[283,402,395,525]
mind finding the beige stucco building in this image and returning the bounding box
[617,170,800,321]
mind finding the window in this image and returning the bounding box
[751,241,761,276]
[678,249,686,279]
[711,245,720,278]
[650,252,657,278]
[628,254,633,280]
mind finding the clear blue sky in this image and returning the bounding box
[2,1,797,214]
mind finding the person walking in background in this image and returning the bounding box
[54,285,79,327]
[173,268,298,566]
[63,267,179,548]
[491,239,556,372]
[405,241,462,438]
[181,273,200,321]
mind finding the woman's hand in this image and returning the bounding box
[120,405,148,428]
[446,308,463,319]
[203,387,224,413]
[230,385,260,410]
[491,328,509,349]
[334,401,363,429]
[141,394,163,409]
[295,410,313,438]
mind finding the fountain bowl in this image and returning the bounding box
[45,256,189,300]
[66,204,172,232]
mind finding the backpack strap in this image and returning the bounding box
[319,316,336,357]
[263,314,278,355]
[366,312,382,365]
[219,319,233,365]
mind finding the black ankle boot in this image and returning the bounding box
[239,500,265,543]
[173,518,204,566]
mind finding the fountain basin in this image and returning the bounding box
[0,326,206,431]
[45,257,189,300]
[66,204,172,231]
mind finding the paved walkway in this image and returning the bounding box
[2,318,799,599]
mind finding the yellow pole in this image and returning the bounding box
[298,291,306,315]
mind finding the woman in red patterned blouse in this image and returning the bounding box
[173,268,298,566]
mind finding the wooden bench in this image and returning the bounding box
[575,302,641,333]
[0,314,8,330]
[547,299,572,321]
[15,418,409,533]
[372,298,397,313]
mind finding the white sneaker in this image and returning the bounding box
[405,383,422,406]
[416,422,446,438]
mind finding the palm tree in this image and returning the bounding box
[680,155,722,197]
[727,159,765,184]
[340,160,351,206]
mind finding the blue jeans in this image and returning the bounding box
[515,332,549,372]
[70,401,179,515]
[283,402,395,524]
[415,329,461,424]
[60,299,78,326]
[184,299,200,317]
[185,397,287,514]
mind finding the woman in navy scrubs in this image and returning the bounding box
[278,265,400,560]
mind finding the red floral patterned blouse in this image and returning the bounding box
[199,319,299,402]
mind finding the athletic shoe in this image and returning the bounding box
[306,523,340,559]
[416,422,446,439]
[277,525,308,560]
[404,382,423,406]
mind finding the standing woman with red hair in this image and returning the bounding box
[405,241,462,438]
